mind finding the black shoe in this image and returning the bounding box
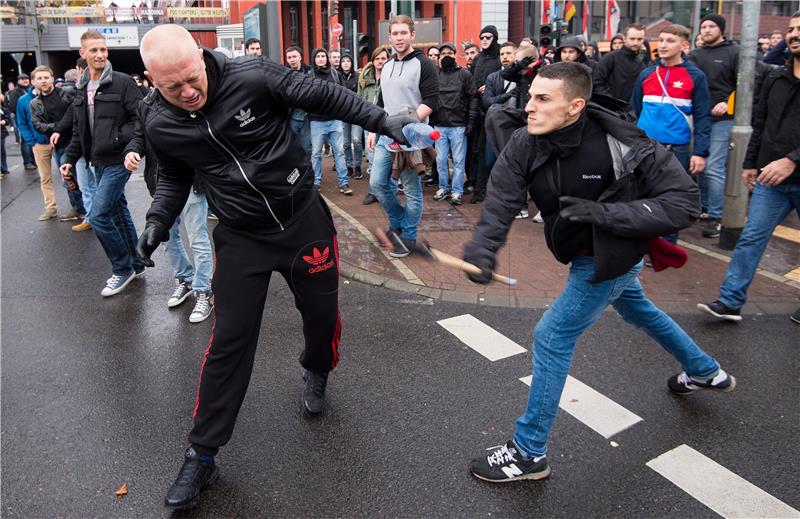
[164,447,219,510]
[303,369,329,414]
[470,441,551,483]
[423,174,437,186]
[790,307,800,325]
[702,219,721,238]
[387,230,411,258]
[668,369,736,395]
[354,166,364,180]
[470,191,485,204]
[347,166,354,177]
[362,193,377,205]
[697,300,742,322]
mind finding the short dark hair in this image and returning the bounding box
[285,45,303,56]
[463,43,478,52]
[245,38,261,48]
[624,23,646,36]
[499,41,517,50]
[76,58,87,69]
[660,24,691,41]
[791,10,800,19]
[537,61,592,102]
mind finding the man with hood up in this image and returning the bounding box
[339,52,364,179]
[308,47,353,194]
[555,37,595,72]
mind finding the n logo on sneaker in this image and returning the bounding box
[500,464,524,479]
[303,247,335,274]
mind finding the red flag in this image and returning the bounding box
[565,1,576,21]
[582,0,589,38]
[541,0,551,24]
[605,0,621,40]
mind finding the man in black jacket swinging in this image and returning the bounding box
[463,62,736,484]
[134,25,416,510]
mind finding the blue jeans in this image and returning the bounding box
[165,191,213,293]
[91,163,144,276]
[718,182,800,310]
[75,157,96,221]
[54,147,85,213]
[289,117,311,157]
[310,120,348,187]
[701,119,733,220]
[342,121,363,169]
[434,126,467,195]
[369,135,424,240]
[1,134,7,172]
[21,140,34,166]
[513,257,720,457]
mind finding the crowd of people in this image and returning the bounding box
[0,10,797,511]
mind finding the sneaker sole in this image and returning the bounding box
[697,303,742,322]
[471,465,551,483]
[167,291,192,308]
[189,308,214,323]
[791,315,800,325]
[389,250,410,258]
[670,375,737,395]
[163,466,220,510]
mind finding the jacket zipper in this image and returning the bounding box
[199,113,284,231]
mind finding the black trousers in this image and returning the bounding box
[189,194,342,454]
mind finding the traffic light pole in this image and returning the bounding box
[718,0,759,249]
[352,19,358,71]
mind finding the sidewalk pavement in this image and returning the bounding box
[317,160,800,314]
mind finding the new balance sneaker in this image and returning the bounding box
[189,291,214,323]
[163,447,219,510]
[387,230,410,258]
[532,211,544,223]
[697,300,742,322]
[450,193,463,205]
[101,271,136,297]
[702,219,721,238]
[515,209,529,219]
[668,369,736,395]
[433,188,450,201]
[470,441,551,483]
[302,369,329,414]
[167,278,193,308]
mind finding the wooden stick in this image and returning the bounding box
[428,248,517,286]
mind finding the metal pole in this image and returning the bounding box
[718,0,759,249]
[352,18,358,72]
[28,3,44,66]
[390,0,397,18]
[692,0,701,40]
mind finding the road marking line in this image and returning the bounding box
[773,225,800,244]
[784,267,800,283]
[519,375,643,438]
[437,314,526,361]
[322,195,424,286]
[647,444,800,518]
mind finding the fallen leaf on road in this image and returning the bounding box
[570,398,579,403]
[610,441,619,448]
[115,483,128,496]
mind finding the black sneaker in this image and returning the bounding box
[387,230,410,258]
[470,190,485,204]
[697,300,742,322]
[354,166,364,180]
[470,441,551,483]
[791,308,800,325]
[668,369,736,395]
[362,193,378,205]
[303,369,329,414]
[164,447,219,510]
[702,219,721,238]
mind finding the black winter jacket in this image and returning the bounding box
[743,64,800,185]
[143,49,388,232]
[472,49,501,90]
[340,69,358,93]
[689,40,739,121]
[430,61,478,128]
[483,68,514,110]
[63,61,143,166]
[465,105,700,283]
[30,86,77,147]
[308,49,342,122]
[592,46,646,103]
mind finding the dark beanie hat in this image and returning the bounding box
[480,25,499,39]
[439,41,457,52]
[701,13,726,33]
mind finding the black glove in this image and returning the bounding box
[558,196,606,225]
[463,251,495,285]
[136,220,169,267]
[381,114,418,146]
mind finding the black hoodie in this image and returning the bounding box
[472,25,501,89]
[308,47,342,122]
[556,37,595,72]
[593,45,646,103]
[688,39,739,121]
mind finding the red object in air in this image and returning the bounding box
[430,130,441,140]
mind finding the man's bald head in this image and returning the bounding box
[141,24,209,112]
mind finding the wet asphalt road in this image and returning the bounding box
[2,148,798,517]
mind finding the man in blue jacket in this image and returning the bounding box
[16,79,54,220]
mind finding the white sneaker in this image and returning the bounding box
[433,188,450,201]
[189,291,214,323]
[515,209,529,219]
[532,211,544,223]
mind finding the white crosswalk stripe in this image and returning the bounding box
[437,314,526,361]
[647,444,800,518]
[519,375,643,439]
